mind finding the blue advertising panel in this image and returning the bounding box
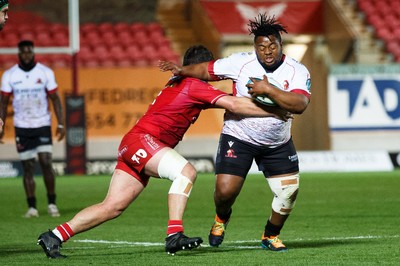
[328,73,400,131]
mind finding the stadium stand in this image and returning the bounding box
[355,0,400,62]
[0,0,180,68]
[2,0,397,68]
[0,20,179,68]
[318,0,393,64]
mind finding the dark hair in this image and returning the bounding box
[248,14,287,42]
[0,0,8,9]
[18,40,34,49]
[182,45,214,66]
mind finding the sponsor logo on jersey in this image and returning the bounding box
[306,78,311,92]
[144,134,160,150]
[225,148,237,158]
[118,146,128,157]
[283,80,289,90]
[39,137,50,143]
[288,154,298,162]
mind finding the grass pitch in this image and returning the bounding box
[0,170,399,265]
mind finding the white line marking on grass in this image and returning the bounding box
[73,239,163,246]
[315,235,400,241]
[72,234,400,249]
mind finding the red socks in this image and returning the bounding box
[53,223,75,242]
[167,220,183,236]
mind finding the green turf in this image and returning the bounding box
[0,170,399,265]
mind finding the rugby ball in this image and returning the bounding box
[247,77,283,106]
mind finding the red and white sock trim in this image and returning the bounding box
[167,220,183,236]
[53,222,75,242]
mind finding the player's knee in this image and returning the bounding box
[168,174,193,197]
[214,186,231,201]
[214,184,240,204]
[215,174,243,202]
[268,174,300,215]
[102,199,129,219]
[157,149,196,197]
[181,162,197,183]
[158,149,191,180]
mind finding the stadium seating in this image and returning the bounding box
[357,0,400,62]
[0,19,180,68]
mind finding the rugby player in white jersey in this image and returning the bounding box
[0,40,65,218]
[159,14,311,251]
[36,45,292,259]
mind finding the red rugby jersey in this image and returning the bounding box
[129,77,227,147]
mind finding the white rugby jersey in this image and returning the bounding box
[1,63,58,128]
[209,52,311,147]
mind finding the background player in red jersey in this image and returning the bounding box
[37,45,291,258]
[159,15,311,252]
[1,40,65,218]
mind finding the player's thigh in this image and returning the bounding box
[117,133,168,185]
[105,169,145,207]
[215,134,255,178]
[257,138,299,177]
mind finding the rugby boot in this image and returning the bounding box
[165,232,203,255]
[37,230,66,258]
[208,215,229,247]
[261,234,288,252]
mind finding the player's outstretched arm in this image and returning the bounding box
[216,96,293,121]
[158,60,212,81]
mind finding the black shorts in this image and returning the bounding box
[15,126,53,153]
[215,134,299,178]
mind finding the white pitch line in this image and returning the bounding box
[72,234,400,248]
[74,239,163,246]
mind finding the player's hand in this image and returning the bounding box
[56,126,66,141]
[158,60,182,75]
[247,75,271,97]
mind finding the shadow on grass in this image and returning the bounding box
[0,244,42,257]
[218,237,374,250]
[0,236,377,260]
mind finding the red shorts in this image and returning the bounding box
[115,132,167,187]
